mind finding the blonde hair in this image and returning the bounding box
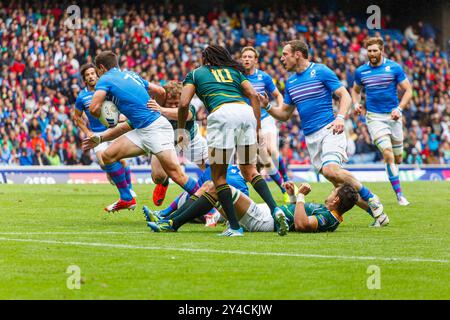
[241,46,259,58]
[365,37,384,50]
[163,81,183,97]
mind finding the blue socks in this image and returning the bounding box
[359,185,374,202]
[104,162,133,201]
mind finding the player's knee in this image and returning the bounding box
[152,173,167,184]
[394,155,403,165]
[382,148,394,163]
[202,181,216,195]
[321,165,340,183]
[101,150,115,165]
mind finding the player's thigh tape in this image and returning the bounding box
[392,141,404,157]
[374,135,392,153]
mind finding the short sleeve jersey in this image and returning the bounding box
[95,68,160,129]
[74,88,107,132]
[183,66,248,113]
[280,202,342,232]
[354,58,407,113]
[245,69,277,120]
[284,63,343,136]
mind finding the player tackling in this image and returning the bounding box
[352,37,412,206]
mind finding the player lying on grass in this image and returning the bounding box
[150,164,249,227]
[148,81,208,207]
[145,180,359,234]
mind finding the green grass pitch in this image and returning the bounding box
[0,181,448,299]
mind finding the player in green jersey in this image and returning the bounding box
[178,45,280,237]
[148,81,208,206]
[145,179,359,235]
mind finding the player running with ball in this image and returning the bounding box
[85,51,200,212]
[261,40,389,227]
[74,63,136,198]
[352,37,412,206]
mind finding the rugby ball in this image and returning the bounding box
[99,101,120,127]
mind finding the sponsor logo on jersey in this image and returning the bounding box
[310,69,316,78]
[385,66,391,72]
[361,70,371,74]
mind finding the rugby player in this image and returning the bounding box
[241,46,290,202]
[148,81,208,207]
[85,51,200,212]
[260,40,389,227]
[178,45,281,236]
[74,63,136,198]
[352,37,412,206]
[146,180,358,234]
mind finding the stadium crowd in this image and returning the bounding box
[0,2,449,167]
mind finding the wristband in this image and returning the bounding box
[264,103,272,111]
[396,107,403,113]
[337,114,345,120]
[296,193,305,204]
[289,194,296,204]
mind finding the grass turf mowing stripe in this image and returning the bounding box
[0,237,448,264]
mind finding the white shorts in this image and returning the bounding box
[239,203,274,232]
[305,124,348,172]
[125,116,175,155]
[92,130,111,154]
[206,103,257,149]
[260,116,277,134]
[181,132,208,164]
[366,112,403,143]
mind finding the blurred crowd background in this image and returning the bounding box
[0,1,449,167]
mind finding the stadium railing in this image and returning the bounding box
[0,165,449,184]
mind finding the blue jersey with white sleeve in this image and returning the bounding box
[197,165,249,196]
[95,67,160,129]
[354,58,407,113]
[284,63,343,136]
[75,88,107,133]
[245,69,277,120]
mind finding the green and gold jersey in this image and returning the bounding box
[183,66,249,113]
[280,203,342,232]
[168,104,198,140]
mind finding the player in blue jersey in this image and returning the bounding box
[260,40,389,227]
[352,37,412,206]
[241,46,290,203]
[74,63,137,198]
[85,51,200,212]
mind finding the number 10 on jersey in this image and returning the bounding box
[211,69,233,83]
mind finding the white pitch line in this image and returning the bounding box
[0,237,448,264]
[0,231,147,235]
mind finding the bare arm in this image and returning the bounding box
[397,79,413,110]
[351,83,364,114]
[89,90,107,118]
[82,122,132,151]
[327,86,351,134]
[148,83,167,106]
[148,100,193,121]
[241,80,261,131]
[73,109,91,136]
[178,84,196,130]
[293,202,319,233]
[271,87,284,111]
[283,181,318,232]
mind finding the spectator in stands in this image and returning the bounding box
[0,1,448,166]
